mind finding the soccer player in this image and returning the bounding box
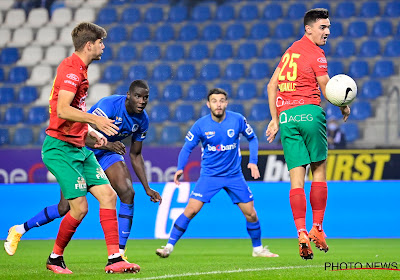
[4,22,139,274]
[156,88,279,258]
[265,9,351,260]
[4,80,162,261]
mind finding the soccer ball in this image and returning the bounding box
[325,74,357,106]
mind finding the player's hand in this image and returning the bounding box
[146,188,162,205]
[94,116,119,136]
[88,130,107,148]
[106,141,126,155]
[266,119,279,143]
[174,170,184,185]
[247,163,260,179]
[340,105,351,122]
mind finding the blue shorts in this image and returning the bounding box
[190,175,254,204]
[96,151,124,171]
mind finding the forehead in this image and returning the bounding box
[313,18,330,27]
[131,86,149,95]
[209,93,227,100]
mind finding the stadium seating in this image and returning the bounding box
[384,1,400,17]
[384,39,400,57]
[0,29,11,48]
[187,83,207,101]
[176,64,196,81]
[174,104,195,122]
[248,63,269,80]
[102,64,124,83]
[8,66,28,83]
[13,127,34,146]
[373,60,394,78]
[165,44,185,61]
[27,106,49,124]
[141,45,161,61]
[215,5,234,21]
[202,24,222,41]
[200,64,220,81]
[325,103,343,120]
[335,2,356,18]
[335,41,356,58]
[329,22,343,39]
[199,104,210,117]
[236,83,257,100]
[239,5,258,21]
[48,7,72,27]
[360,1,380,18]
[168,5,188,22]
[249,103,271,121]
[213,43,233,60]
[108,26,127,43]
[225,23,246,40]
[191,5,211,22]
[1,47,19,64]
[155,24,175,42]
[351,101,372,120]
[96,7,117,25]
[26,65,53,86]
[372,20,393,37]
[225,63,245,80]
[348,60,369,79]
[117,45,136,62]
[287,3,307,19]
[121,7,141,24]
[359,40,381,57]
[131,25,151,42]
[214,82,232,95]
[237,43,258,59]
[162,84,183,102]
[8,28,33,48]
[145,126,157,144]
[42,46,66,66]
[275,22,294,39]
[149,104,170,123]
[152,64,172,81]
[34,27,57,46]
[328,61,344,77]
[340,122,360,142]
[262,42,282,59]
[17,86,38,104]
[347,21,368,38]
[189,44,209,60]
[145,7,164,23]
[24,8,48,28]
[3,9,25,29]
[159,125,182,145]
[127,65,148,80]
[0,128,10,146]
[228,103,245,115]
[3,106,24,125]
[263,3,282,20]
[74,7,96,23]
[360,80,383,99]
[250,23,270,40]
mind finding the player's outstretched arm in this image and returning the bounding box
[86,125,107,148]
[129,140,162,204]
[174,170,183,185]
[340,105,351,122]
[266,67,280,143]
[247,163,260,179]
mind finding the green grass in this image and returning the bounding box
[1,239,400,280]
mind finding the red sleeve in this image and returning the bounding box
[311,52,328,77]
[58,65,81,93]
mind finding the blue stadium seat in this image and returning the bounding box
[249,103,271,121]
[36,126,47,146]
[328,61,344,77]
[320,44,331,56]
[8,66,28,84]
[239,5,258,21]
[340,123,359,142]
[115,83,130,95]
[214,82,232,95]
[3,106,24,125]
[228,103,245,116]
[384,39,400,57]
[1,48,19,65]
[145,7,163,23]
[329,22,343,38]
[141,45,161,61]
[131,25,150,42]
[0,88,15,104]
[168,5,187,22]
[335,2,355,18]
[108,25,127,43]
[325,103,343,120]
[311,2,331,10]
[159,125,181,145]
[187,83,207,101]
[98,47,112,63]
[162,84,182,101]
[149,104,169,123]
[263,3,282,20]
[347,21,368,38]
[202,24,222,41]
[225,23,246,40]
[189,44,209,60]
[250,23,269,40]
[216,5,234,21]
[148,83,159,99]
[174,104,195,122]
[191,5,211,21]
[152,64,172,81]
[360,1,380,18]
[361,80,383,99]
[0,68,4,82]
[199,104,210,118]
[287,3,307,19]
[348,60,369,79]
[27,106,48,124]
[13,127,34,146]
[213,43,233,60]
[127,65,147,80]
[97,7,117,25]
[351,101,372,120]
[359,40,380,57]
[335,41,356,58]
[200,64,220,81]
[0,128,10,146]
[179,24,199,41]
[17,86,38,104]
[165,44,185,61]
[262,42,282,59]
[372,20,393,37]
[155,24,174,42]
[275,22,294,39]
[109,0,127,5]
[176,64,196,81]
[117,45,136,62]
[384,1,400,17]
[121,7,141,24]
[225,63,245,80]
[236,83,257,100]
[102,64,124,83]
[145,126,157,144]
[248,63,269,80]
[237,43,257,59]
[373,60,394,78]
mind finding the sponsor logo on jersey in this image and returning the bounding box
[205,131,215,139]
[280,112,313,124]
[64,80,77,87]
[317,57,327,63]
[191,192,203,198]
[115,116,122,125]
[92,108,108,118]
[132,124,139,132]
[319,65,328,68]
[227,129,235,138]
[207,143,237,152]
[75,177,86,190]
[66,73,80,82]
[141,131,147,139]
[186,131,194,141]
[95,168,107,179]
[276,96,305,107]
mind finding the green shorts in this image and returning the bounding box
[41,135,110,199]
[279,104,328,170]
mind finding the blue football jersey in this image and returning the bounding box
[87,95,149,157]
[178,111,257,177]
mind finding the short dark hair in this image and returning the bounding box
[71,22,107,51]
[129,80,149,93]
[304,8,329,27]
[207,88,228,101]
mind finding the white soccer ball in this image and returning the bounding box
[325,74,357,106]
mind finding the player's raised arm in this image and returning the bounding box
[266,67,281,143]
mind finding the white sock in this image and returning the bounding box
[165,243,174,252]
[15,224,26,235]
[253,245,263,253]
[119,249,125,255]
[108,253,121,259]
[50,252,62,258]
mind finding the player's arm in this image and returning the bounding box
[265,67,281,143]
[241,118,260,180]
[85,125,107,148]
[57,90,119,136]
[129,140,162,204]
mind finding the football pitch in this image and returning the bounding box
[1,239,399,280]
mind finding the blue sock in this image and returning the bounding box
[246,220,262,248]
[118,202,134,250]
[23,204,61,232]
[168,214,191,246]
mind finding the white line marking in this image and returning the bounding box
[125,265,319,280]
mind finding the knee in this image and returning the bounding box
[119,186,135,204]
[246,211,258,223]
[184,206,199,219]
[58,201,70,216]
